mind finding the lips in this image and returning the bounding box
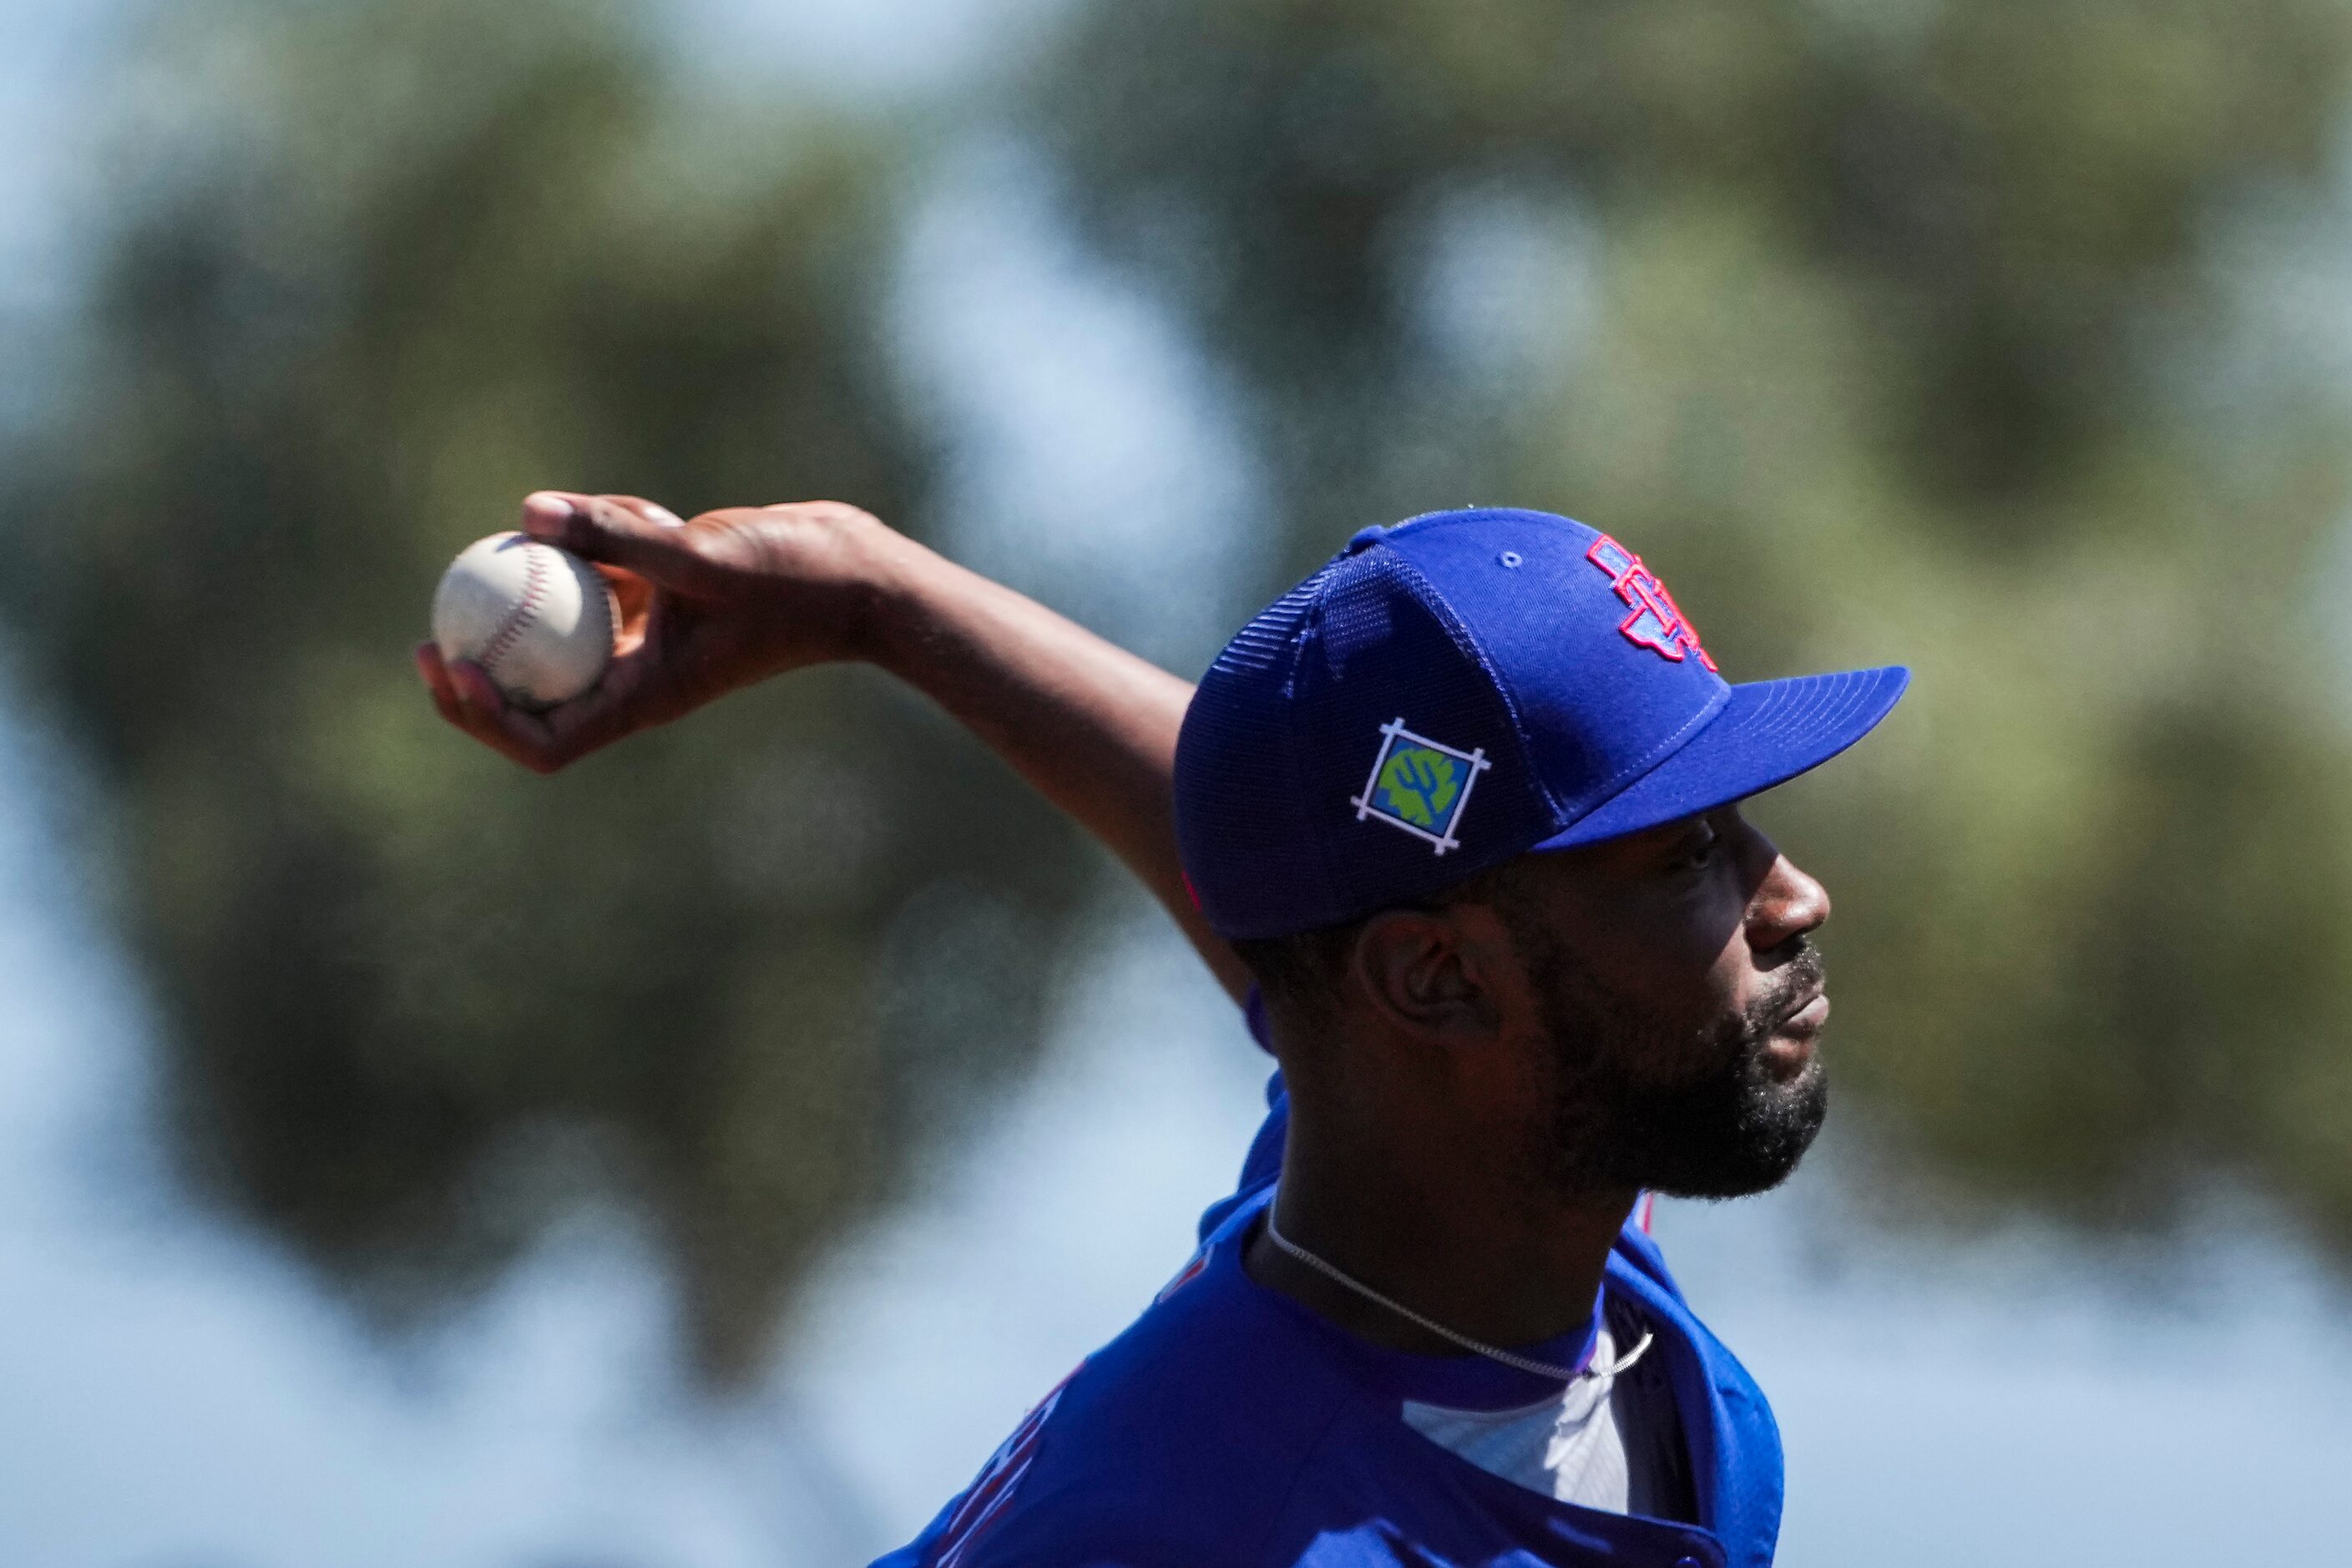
[1760,986,1828,1080]
[1779,991,1829,1033]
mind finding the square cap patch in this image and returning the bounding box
[1352,718,1491,854]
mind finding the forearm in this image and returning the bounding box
[865,534,1250,1002]
[427,493,1249,997]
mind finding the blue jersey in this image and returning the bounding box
[874,1031,1786,1567]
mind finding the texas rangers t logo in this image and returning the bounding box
[1586,534,1718,670]
[1352,718,1491,854]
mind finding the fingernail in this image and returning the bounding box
[521,493,575,535]
[645,504,685,529]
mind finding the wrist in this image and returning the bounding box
[853,520,957,676]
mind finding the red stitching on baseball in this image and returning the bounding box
[478,541,551,682]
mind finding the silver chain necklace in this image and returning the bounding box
[1262,1210,1656,1383]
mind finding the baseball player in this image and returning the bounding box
[419,493,1908,1568]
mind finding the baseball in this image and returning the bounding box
[430,533,617,710]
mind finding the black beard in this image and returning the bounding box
[1527,932,1830,1201]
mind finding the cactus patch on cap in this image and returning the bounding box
[1352,719,1491,854]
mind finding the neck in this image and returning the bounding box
[1243,1093,1636,1358]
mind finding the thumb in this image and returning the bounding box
[519,492,714,589]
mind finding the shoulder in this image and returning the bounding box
[884,1237,1360,1568]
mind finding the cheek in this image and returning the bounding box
[1532,939,1737,1085]
[1561,873,1752,1016]
[1523,870,1758,1067]
[1611,923,1747,1036]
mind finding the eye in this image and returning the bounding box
[1666,826,1720,873]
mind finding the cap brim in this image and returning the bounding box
[1533,665,1910,851]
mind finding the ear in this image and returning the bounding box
[1347,905,1513,1047]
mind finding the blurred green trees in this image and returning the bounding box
[1036,0,2352,1242]
[1,0,1092,1382]
[8,0,2352,1389]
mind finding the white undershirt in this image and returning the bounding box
[1399,1308,1692,1520]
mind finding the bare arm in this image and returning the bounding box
[864,544,1250,999]
[415,492,1250,1000]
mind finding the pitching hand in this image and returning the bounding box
[415,491,906,772]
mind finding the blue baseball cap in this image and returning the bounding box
[1173,508,1909,940]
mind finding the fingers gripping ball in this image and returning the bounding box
[431,533,617,709]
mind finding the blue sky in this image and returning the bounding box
[3,3,2352,1564]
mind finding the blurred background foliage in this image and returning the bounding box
[0,0,1092,1383]
[7,0,2352,1389]
[1034,0,2352,1241]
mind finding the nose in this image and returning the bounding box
[1734,818,1830,953]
